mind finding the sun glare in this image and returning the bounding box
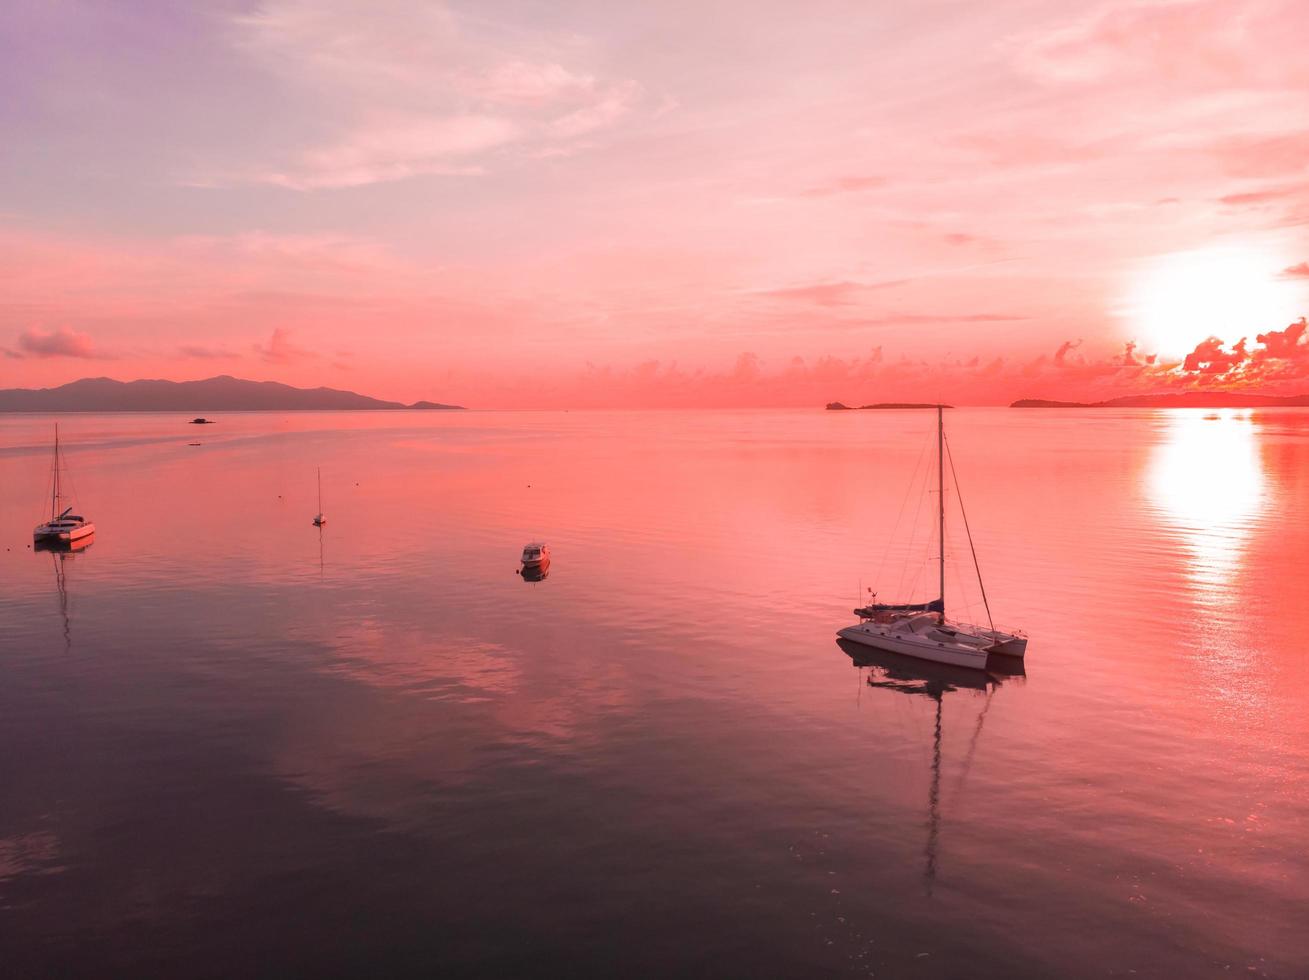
[1128,246,1301,359]
[1148,411,1265,594]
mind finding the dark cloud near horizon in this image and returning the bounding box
[1174,319,1308,384]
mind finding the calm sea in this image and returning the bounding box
[1,409,1306,978]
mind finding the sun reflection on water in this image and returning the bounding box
[1146,411,1278,727]
[1148,410,1266,600]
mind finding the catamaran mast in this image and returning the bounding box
[937,404,945,623]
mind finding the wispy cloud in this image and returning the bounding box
[179,344,239,359]
[799,176,885,198]
[213,0,643,189]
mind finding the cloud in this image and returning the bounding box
[7,326,101,359]
[1013,0,1249,86]
[756,279,910,307]
[179,344,239,359]
[1280,262,1309,279]
[1182,335,1247,373]
[1218,186,1303,207]
[759,281,865,306]
[474,60,599,107]
[799,176,885,198]
[1214,131,1309,180]
[219,0,643,189]
[1053,338,1082,366]
[254,327,316,364]
[1174,318,1309,384]
[273,114,518,190]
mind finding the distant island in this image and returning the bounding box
[0,376,465,412]
[826,401,953,410]
[1011,392,1309,408]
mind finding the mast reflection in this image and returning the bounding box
[35,535,92,652]
[837,638,1023,893]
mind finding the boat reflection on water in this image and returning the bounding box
[837,638,1024,893]
[519,557,551,582]
[36,535,92,652]
[34,534,95,556]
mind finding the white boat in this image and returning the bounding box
[33,425,95,546]
[837,406,1027,670]
[312,467,326,527]
[521,542,549,567]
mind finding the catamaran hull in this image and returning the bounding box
[837,623,991,670]
[984,634,1027,658]
[34,524,95,544]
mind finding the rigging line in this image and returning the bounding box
[944,432,994,635]
[875,428,932,590]
[951,686,996,805]
[896,435,932,598]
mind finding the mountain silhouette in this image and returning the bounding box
[0,375,465,412]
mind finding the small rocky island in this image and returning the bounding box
[826,401,953,410]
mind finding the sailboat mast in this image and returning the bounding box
[317,467,322,512]
[937,404,945,622]
[51,423,61,520]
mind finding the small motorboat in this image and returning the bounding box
[521,542,549,568]
[189,417,214,424]
[34,425,95,546]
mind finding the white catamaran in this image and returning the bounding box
[33,424,96,546]
[837,406,1027,670]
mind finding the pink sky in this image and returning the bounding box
[2,0,1308,407]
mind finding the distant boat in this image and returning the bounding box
[313,467,326,527]
[189,417,214,424]
[521,542,549,568]
[838,406,1027,670]
[33,424,95,546]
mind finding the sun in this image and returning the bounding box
[1127,246,1301,359]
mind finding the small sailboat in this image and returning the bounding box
[838,406,1027,670]
[312,468,326,527]
[33,424,95,546]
